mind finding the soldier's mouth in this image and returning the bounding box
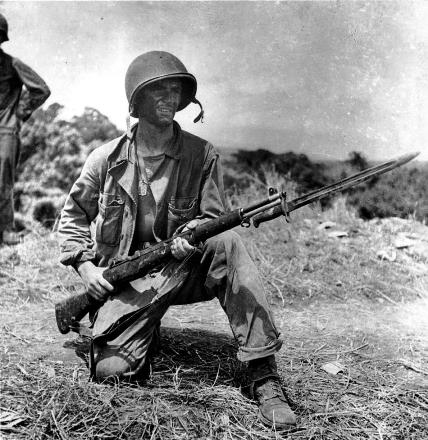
[158,107,173,115]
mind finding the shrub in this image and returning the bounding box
[347,167,428,222]
[32,198,58,228]
[229,149,330,195]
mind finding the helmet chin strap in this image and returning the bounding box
[125,113,134,161]
[128,99,203,127]
[126,113,132,140]
[192,98,204,123]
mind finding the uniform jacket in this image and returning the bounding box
[0,48,50,131]
[59,122,226,268]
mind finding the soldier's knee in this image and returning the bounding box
[206,230,242,249]
[95,356,131,379]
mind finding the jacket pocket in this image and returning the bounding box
[96,194,124,246]
[167,197,198,233]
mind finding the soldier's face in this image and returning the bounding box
[136,78,182,128]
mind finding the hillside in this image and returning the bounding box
[1,192,427,439]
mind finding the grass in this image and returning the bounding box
[1,184,427,439]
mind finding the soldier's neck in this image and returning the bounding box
[135,120,174,157]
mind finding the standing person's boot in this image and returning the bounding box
[248,355,297,428]
[1,230,21,245]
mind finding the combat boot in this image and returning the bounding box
[1,230,21,245]
[248,355,297,428]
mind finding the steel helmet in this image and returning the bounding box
[125,51,203,122]
[0,13,9,41]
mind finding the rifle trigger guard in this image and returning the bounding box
[241,218,251,228]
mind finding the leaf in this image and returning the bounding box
[394,238,416,249]
[46,367,56,378]
[328,230,348,238]
[321,361,345,375]
[317,221,336,230]
[376,250,397,262]
[16,364,30,377]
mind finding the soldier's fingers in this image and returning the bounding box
[87,285,104,301]
[185,220,198,230]
[172,237,180,248]
[181,240,194,253]
[98,277,114,292]
[175,238,187,255]
[170,239,181,259]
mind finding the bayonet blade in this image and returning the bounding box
[288,152,420,213]
[252,152,420,227]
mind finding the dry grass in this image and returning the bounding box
[1,184,428,439]
[2,322,427,439]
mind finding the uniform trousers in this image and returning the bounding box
[0,131,19,232]
[92,231,283,380]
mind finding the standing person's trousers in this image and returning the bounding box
[0,130,19,233]
[92,231,283,380]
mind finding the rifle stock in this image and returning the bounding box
[55,291,102,334]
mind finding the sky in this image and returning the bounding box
[1,1,427,161]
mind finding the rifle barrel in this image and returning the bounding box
[241,191,284,214]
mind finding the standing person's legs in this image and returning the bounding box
[0,132,20,244]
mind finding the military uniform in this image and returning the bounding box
[59,122,282,377]
[59,50,296,427]
[0,47,50,234]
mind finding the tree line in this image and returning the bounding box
[15,104,428,225]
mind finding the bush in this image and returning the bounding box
[347,167,428,222]
[15,103,122,226]
[229,149,330,195]
[32,198,58,228]
[18,104,122,192]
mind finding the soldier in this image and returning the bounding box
[0,13,51,245]
[59,51,296,428]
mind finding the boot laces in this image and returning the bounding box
[269,379,284,397]
[255,378,285,402]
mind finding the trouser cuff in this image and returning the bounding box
[237,338,283,362]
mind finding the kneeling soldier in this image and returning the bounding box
[58,51,296,428]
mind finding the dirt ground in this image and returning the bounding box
[1,215,427,439]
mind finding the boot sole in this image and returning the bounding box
[259,410,297,429]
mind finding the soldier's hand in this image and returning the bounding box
[171,220,198,260]
[77,261,114,301]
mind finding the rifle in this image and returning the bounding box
[55,152,419,334]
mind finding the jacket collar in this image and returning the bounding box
[110,125,136,164]
[107,128,138,204]
[164,121,182,160]
[109,120,182,163]
[106,120,182,204]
